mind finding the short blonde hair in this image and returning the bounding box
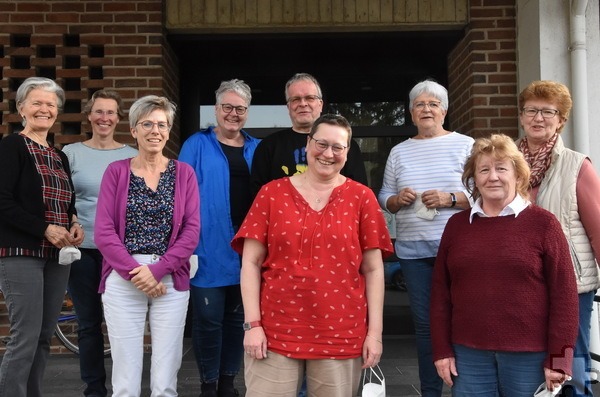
[462,134,530,201]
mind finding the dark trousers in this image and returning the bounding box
[68,248,107,397]
[0,256,70,397]
[191,285,245,383]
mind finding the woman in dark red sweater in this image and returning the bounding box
[430,134,578,397]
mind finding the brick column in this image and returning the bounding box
[447,0,519,139]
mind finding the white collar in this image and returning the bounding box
[469,194,530,223]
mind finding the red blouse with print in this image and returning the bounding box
[232,177,393,359]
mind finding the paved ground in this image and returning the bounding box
[5,288,600,396]
[41,335,449,397]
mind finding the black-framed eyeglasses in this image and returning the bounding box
[413,101,442,111]
[220,104,248,115]
[521,107,559,119]
[287,95,322,106]
[136,121,170,132]
[309,136,347,155]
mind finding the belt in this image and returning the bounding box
[131,253,161,265]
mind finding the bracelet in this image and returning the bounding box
[71,222,82,228]
[366,334,382,344]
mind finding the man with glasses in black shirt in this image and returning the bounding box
[250,73,367,197]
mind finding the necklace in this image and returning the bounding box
[299,174,337,205]
[24,130,49,147]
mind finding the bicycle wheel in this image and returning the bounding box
[54,292,111,357]
[55,312,79,354]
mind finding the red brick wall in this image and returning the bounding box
[448,0,519,139]
[0,0,180,157]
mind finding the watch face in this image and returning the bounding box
[243,322,251,331]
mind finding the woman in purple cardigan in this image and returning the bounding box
[95,95,200,397]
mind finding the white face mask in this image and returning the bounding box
[58,246,81,265]
[414,193,439,220]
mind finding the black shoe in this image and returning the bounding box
[201,382,218,397]
[217,387,239,397]
[218,374,239,397]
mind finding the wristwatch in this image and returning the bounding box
[243,321,262,331]
[450,192,457,207]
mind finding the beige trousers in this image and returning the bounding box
[244,350,362,397]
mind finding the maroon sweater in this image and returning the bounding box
[430,205,578,374]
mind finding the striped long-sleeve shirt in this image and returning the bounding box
[378,132,474,259]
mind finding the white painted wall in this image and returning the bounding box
[517,0,600,170]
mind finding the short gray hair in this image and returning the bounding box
[215,79,252,106]
[128,95,177,129]
[285,73,322,101]
[16,77,65,111]
[408,80,449,111]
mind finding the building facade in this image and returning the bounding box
[1,0,599,351]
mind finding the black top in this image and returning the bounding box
[0,134,77,251]
[220,142,251,228]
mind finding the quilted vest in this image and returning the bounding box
[532,136,600,294]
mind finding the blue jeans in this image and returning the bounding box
[563,290,595,396]
[68,248,107,397]
[0,256,70,397]
[400,257,443,397]
[191,285,245,383]
[452,344,546,397]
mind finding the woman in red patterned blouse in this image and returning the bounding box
[232,114,393,396]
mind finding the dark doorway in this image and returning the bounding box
[169,30,464,140]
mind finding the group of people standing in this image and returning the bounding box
[379,79,600,397]
[0,73,598,397]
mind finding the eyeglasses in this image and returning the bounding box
[413,101,442,111]
[220,104,248,115]
[287,95,322,106]
[93,109,117,117]
[309,136,347,156]
[136,121,170,132]
[521,107,559,119]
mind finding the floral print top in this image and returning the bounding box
[125,160,175,256]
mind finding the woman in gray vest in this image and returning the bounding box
[516,80,600,396]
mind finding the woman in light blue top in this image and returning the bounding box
[378,80,474,397]
[62,89,137,397]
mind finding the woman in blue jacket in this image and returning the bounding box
[179,79,260,397]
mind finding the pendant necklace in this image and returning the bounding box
[301,174,336,205]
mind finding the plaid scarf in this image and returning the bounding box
[518,133,558,188]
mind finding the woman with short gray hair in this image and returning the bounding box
[179,79,260,397]
[95,95,200,396]
[0,76,82,396]
[378,79,474,397]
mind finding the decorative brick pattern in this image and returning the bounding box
[0,0,180,157]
